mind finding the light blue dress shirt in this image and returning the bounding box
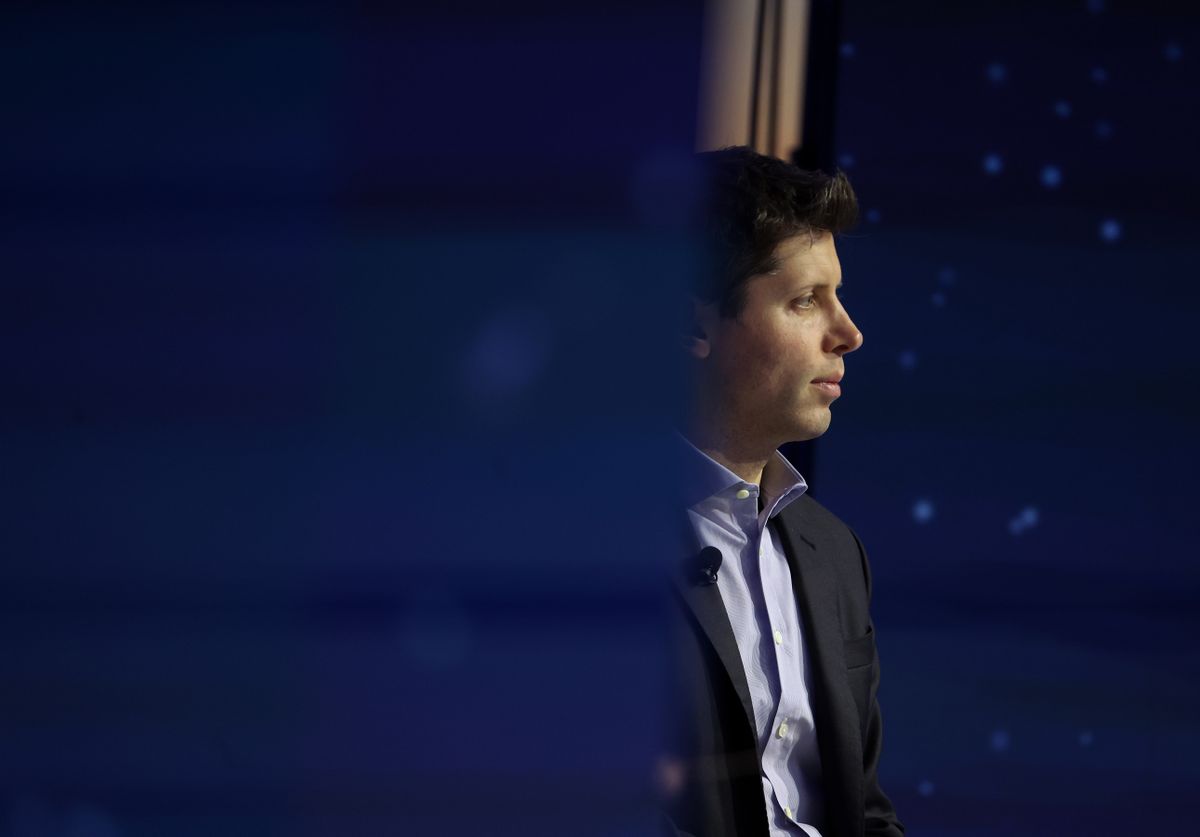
[680,436,825,837]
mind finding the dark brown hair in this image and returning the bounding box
[696,146,858,318]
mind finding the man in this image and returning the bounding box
[662,146,904,836]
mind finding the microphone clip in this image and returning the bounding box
[695,546,722,586]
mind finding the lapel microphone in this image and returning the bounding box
[695,546,723,585]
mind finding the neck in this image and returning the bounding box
[682,419,774,486]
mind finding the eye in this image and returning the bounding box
[793,294,816,310]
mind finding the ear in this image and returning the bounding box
[684,296,714,360]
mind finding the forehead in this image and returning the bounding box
[759,232,842,289]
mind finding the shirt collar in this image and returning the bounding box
[675,432,808,519]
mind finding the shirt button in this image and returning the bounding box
[735,488,751,499]
[774,629,783,645]
[777,721,789,738]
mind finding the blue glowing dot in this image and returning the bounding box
[982,153,1003,175]
[1079,730,1094,746]
[898,350,918,371]
[1086,0,1105,13]
[938,267,957,286]
[866,208,882,224]
[912,498,934,523]
[991,729,1011,752]
[1099,218,1122,243]
[837,152,856,169]
[1020,506,1039,525]
[931,291,946,307]
[1091,66,1109,84]
[917,780,935,797]
[1095,120,1114,139]
[1164,42,1183,62]
[986,62,1007,83]
[1041,165,1062,189]
[840,42,857,58]
[1054,100,1072,118]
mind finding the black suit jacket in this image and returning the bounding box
[664,493,904,837]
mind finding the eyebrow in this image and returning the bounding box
[791,281,844,290]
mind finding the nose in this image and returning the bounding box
[827,304,863,356]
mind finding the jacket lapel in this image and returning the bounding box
[774,499,864,837]
[672,521,757,738]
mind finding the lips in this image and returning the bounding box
[811,372,843,399]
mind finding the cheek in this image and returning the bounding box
[760,339,824,399]
[729,333,793,389]
[715,315,813,392]
[747,319,807,362]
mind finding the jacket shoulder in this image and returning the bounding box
[783,493,873,601]
[787,492,860,550]
[791,491,848,527]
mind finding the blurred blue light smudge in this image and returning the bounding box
[1009,505,1041,535]
[399,590,474,668]
[62,806,121,837]
[912,499,935,524]
[630,148,704,228]
[461,306,552,405]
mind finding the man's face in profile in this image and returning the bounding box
[690,232,863,450]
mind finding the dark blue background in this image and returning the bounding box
[2,1,1197,835]
[2,3,698,835]
[816,1,1200,833]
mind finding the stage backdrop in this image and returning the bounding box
[811,0,1200,833]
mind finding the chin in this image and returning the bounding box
[794,429,828,443]
[784,415,832,443]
